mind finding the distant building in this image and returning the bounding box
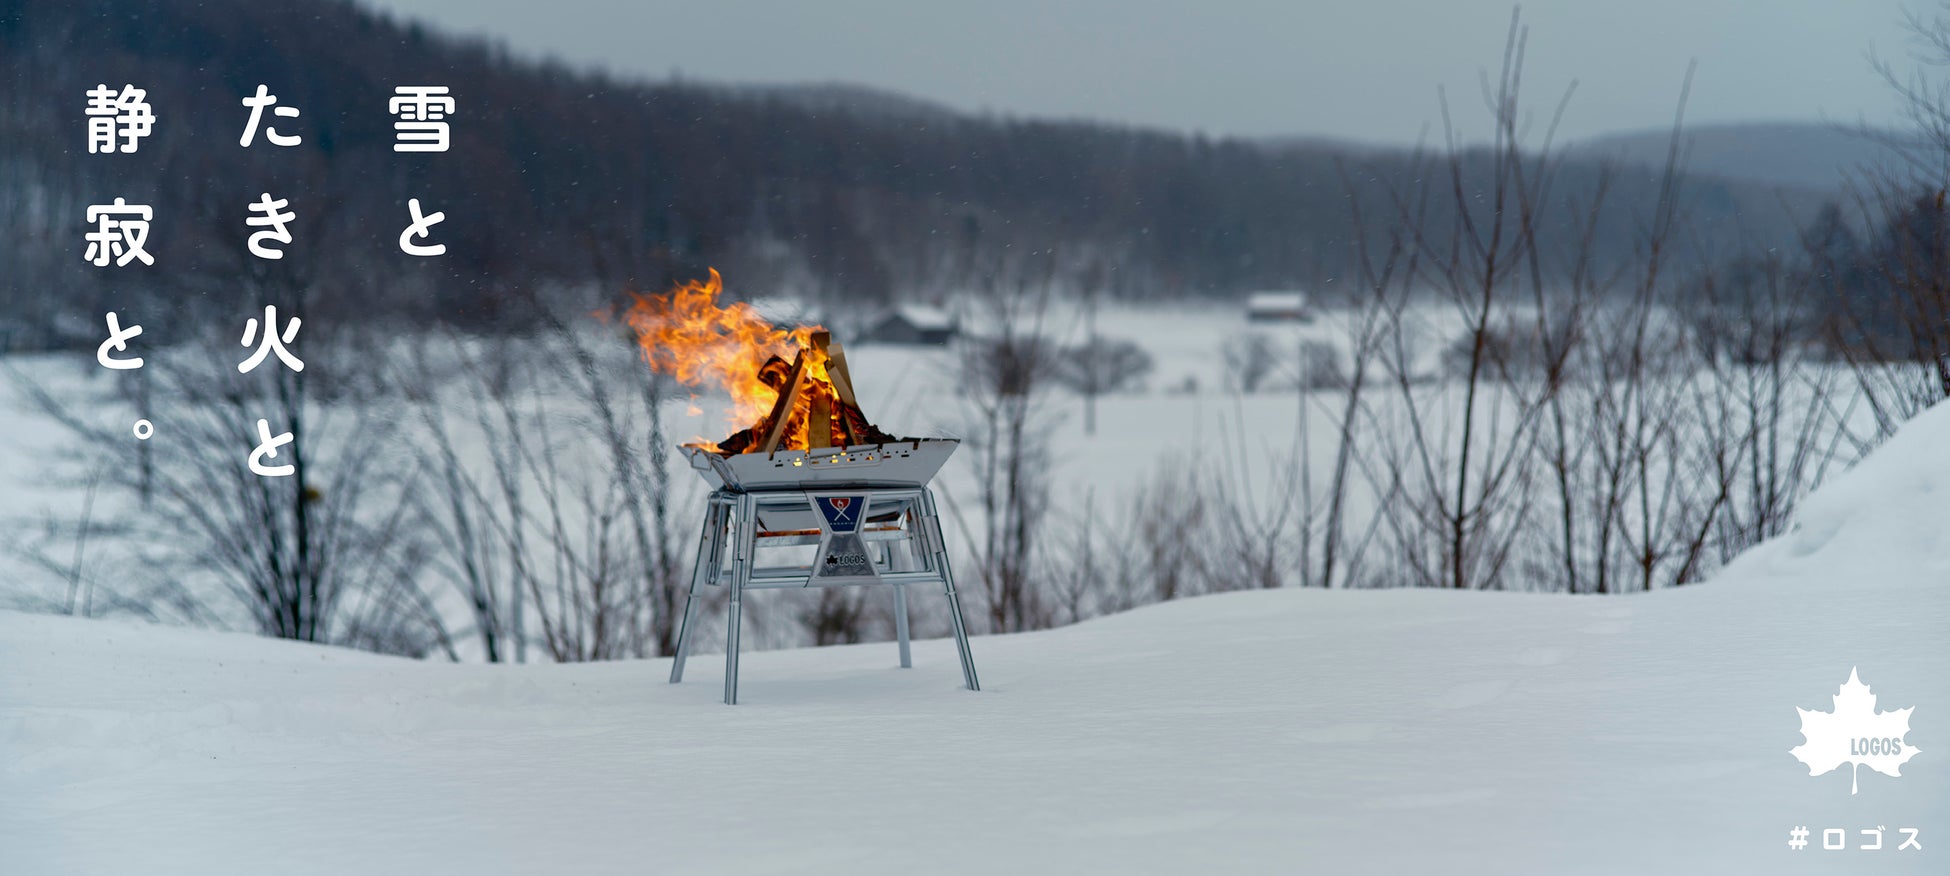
[864,305,959,345]
[1245,291,1312,323]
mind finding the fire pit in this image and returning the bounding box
[628,272,981,704]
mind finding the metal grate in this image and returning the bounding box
[667,466,981,704]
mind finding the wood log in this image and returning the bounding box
[830,396,857,448]
[807,332,857,446]
[757,349,807,455]
[756,355,791,390]
[808,392,832,448]
[835,398,894,445]
[811,331,876,446]
[718,428,755,455]
[824,337,863,410]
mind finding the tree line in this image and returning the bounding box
[1,0,1821,352]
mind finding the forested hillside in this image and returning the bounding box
[0,0,1823,347]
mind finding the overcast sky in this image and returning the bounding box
[360,0,1917,144]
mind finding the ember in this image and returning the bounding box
[623,269,900,454]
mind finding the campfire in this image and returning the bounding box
[639,271,980,704]
[624,268,900,456]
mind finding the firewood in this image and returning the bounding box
[707,333,902,454]
[825,338,862,410]
[809,331,868,446]
[756,355,791,390]
[836,399,893,445]
[757,349,808,455]
[808,393,832,448]
[831,395,858,448]
[718,428,756,455]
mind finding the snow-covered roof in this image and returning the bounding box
[1246,291,1309,312]
[889,304,956,330]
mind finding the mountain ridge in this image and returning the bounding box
[0,0,1848,345]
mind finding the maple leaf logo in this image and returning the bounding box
[1789,667,1920,795]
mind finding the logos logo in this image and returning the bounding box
[1790,667,1920,795]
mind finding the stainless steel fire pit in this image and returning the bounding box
[667,439,981,704]
[679,438,961,491]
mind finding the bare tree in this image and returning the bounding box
[947,248,1066,633]
[18,325,445,654]
[1365,11,1561,591]
[396,295,695,663]
[1053,335,1154,401]
[1222,332,1279,394]
[1836,3,1950,434]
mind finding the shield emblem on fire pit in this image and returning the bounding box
[816,496,860,530]
[811,493,877,582]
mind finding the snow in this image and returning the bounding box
[0,302,1466,628]
[4,403,1947,873]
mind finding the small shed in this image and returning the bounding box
[1245,291,1312,323]
[864,305,959,345]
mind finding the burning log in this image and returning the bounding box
[755,355,792,390]
[756,349,808,455]
[835,399,892,445]
[809,393,833,448]
[623,269,910,456]
[713,333,894,454]
[743,337,898,455]
[716,428,758,456]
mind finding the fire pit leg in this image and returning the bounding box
[893,584,912,669]
[723,492,757,705]
[942,578,980,692]
[921,489,980,692]
[669,497,725,684]
[724,579,743,704]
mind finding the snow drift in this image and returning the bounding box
[3,404,1947,875]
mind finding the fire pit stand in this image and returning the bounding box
[667,441,981,704]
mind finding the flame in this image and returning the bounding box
[623,268,848,452]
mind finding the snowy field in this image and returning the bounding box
[0,301,1437,642]
[3,390,1946,873]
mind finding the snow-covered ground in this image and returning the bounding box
[0,302,1452,638]
[4,397,1945,873]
